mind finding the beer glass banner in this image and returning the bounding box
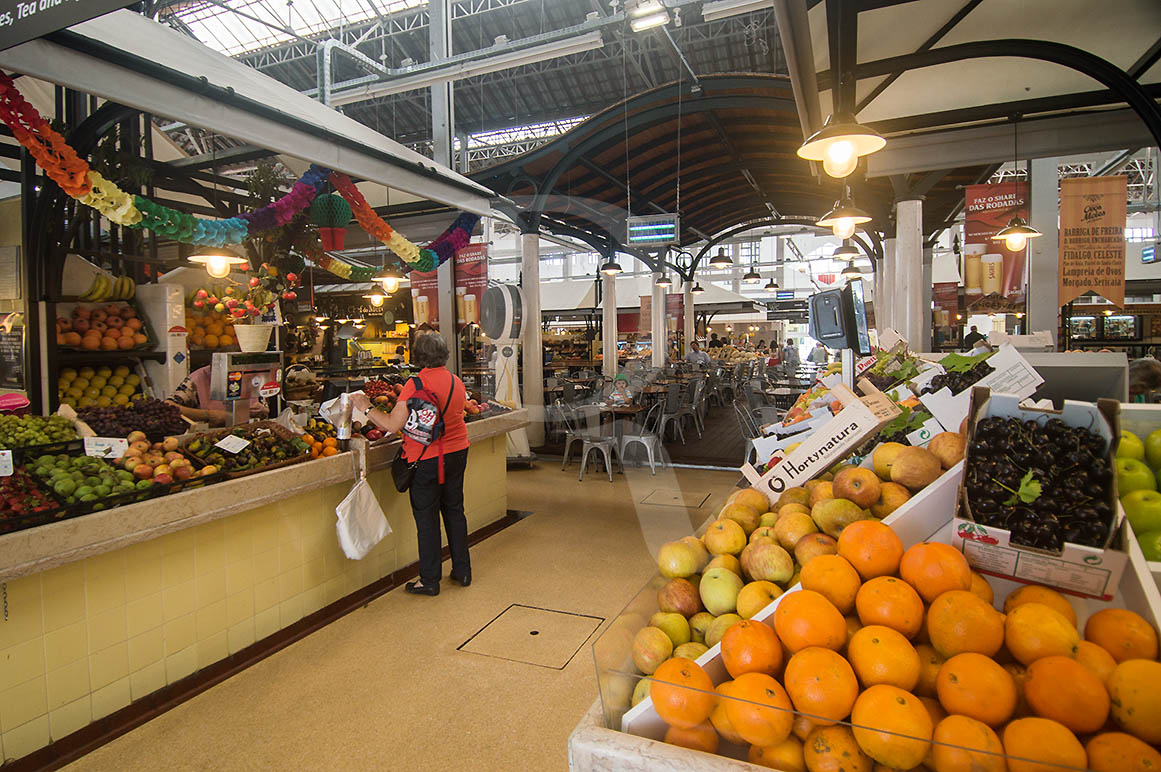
[1059,175,1127,307]
[963,183,1029,307]
[410,269,438,328]
[453,243,487,330]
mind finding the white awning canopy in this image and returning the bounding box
[0,10,495,215]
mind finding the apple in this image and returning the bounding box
[704,518,747,556]
[153,464,172,478]
[777,487,811,509]
[631,627,672,674]
[704,613,743,648]
[719,502,761,535]
[832,467,882,509]
[128,440,150,455]
[1137,530,1161,562]
[794,532,838,566]
[739,540,794,584]
[631,678,651,708]
[649,612,692,647]
[699,567,744,615]
[673,642,709,660]
[730,487,770,513]
[122,455,141,472]
[873,442,907,480]
[127,430,147,444]
[1117,431,1145,461]
[657,540,701,579]
[871,482,912,519]
[200,465,218,476]
[928,432,967,469]
[657,578,702,617]
[1117,458,1157,495]
[689,612,714,645]
[1146,429,1161,471]
[705,554,743,578]
[808,481,834,507]
[812,498,870,538]
[774,512,818,551]
[162,436,180,452]
[679,535,711,572]
[737,581,783,619]
[750,525,778,544]
[173,465,193,481]
[132,463,154,480]
[1122,489,1161,533]
[890,446,943,491]
[153,473,174,485]
[758,511,779,529]
[778,502,811,518]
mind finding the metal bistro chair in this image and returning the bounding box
[559,403,585,470]
[704,368,724,408]
[576,404,623,482]
[677,378,704,438]
[621,402,665,474]
[733,399,762,467]
[658,383,687,444]
[741,381,782,427]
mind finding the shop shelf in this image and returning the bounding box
[56,349,168,364]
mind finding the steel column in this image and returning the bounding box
[1029,157,1061,347]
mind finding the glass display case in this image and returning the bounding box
[1103,314,1141,341]
[1069,315,1097,340]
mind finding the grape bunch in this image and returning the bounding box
[78,398,185,441]
[0,414,77,449]
[964,415,1111,550]
[920,361,995,396]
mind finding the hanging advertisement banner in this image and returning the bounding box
[638,294,651,334]
[964,182,1029,307]
[410,269,439,329]
[1059,175,1127,307]
[932,282,960,327]
[0,1,135,54]
[453,243,487,329]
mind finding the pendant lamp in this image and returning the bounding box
[797,113,887,178]
[708,247,732,269]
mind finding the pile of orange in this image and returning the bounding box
[186,312,236,350]
[647,520,1161,772]
[306,435,340,458]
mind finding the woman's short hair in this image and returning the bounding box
[1129,357,1161,396]
[411,331,449,368]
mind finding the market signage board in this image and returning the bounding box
[0,0,135,53]
[626,214,679,246]
[963,182,1029,307]
[1059,175,1127,307]
[453,243,487,329]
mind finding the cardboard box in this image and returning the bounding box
[741,383,900,496]
[918,344,1044,432]
[951,389,1128,600]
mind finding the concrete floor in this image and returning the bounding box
[63,462,739,772]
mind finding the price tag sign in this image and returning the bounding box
[84,437,129,458]
[0,450,11,477]
[214,435,251,454]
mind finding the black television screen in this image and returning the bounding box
[847,279,872,356]
[807,281,872,356]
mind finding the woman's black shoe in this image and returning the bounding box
[449,572,472,587]
[405,581,439,596]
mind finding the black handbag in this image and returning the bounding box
[389,379,454,492]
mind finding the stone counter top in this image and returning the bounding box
[0,409,528,581]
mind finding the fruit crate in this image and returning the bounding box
[180,421,311,480]
[0,467,69,535]
[1117,403,1161,592]
[6,437,85,465]
[589,465,1161,769]
[55,299,159,352]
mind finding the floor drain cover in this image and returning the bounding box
[459,604,603,669]
[639,489,711,508]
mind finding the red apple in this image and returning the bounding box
[152,473,174,485]
[133,464,154,480]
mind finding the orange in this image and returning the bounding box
[1024,655,1109,734]
[791,713,816,742]
[1085,608,1159,663]
[721,619,783,679]
[1001,717,1086,772]
[856,577,925,639]
[847,625,920,691]
[303,434,318,445]
[783,646,858,726]
[845,615,862,648]
[1003,584,1078,628]
[773,590,847,653]
[800,554,861,615]
[204,333,219,348]
[1074,640,1117,685]
[663,721,719,754]
[708,681,747,745]
[914,644,945,698]
[919,694,947,726]
[323,437,339,449]
[936,653,1016,727]
[1084,731,1161,772]
[851,684,933,770]
[899,543,972,603]
[1108,659,1161,744]
[726,672,794,747]
[968,571,994,604]
[930,715,1006,772]
[1003,662,1032,719]
[650,657,716,729]
[309,446,320,459]
[926,590,1005,659]
[321,446,340,457]
[803,724,872,772]
[837,520,904,581]
[749,735,806,771]
[1004,603,1080,665]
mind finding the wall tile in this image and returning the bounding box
[48,695,90,741]
[162,579,196,622]
[278,596,303,628]
[163,613,196,657]
[253,606,279,641]
[303,558,325,588]
[0,575,42,650]
[89,642,128,692]
[161,547,195,588]
[90,676,130,722]
[196,631,227,670]
[194,532,226,577]
[41,563,85,633]
[127,628,162,673]
[164,645,198,685]
[45,659,89,712]
[128,660,165,701]
[252,577,278,614]
[278,539,303,572]
[44,620,87,671]
[301,586,325,617]
[0,676,46,733]
[2,715,49,763]
[226,620,254,655]
[86,606,126,654]
[250,509,278,546]
[277,509,302,544]
[226,559,253,595]
[83,552,125,615]
[226,590,253,628]
[126,593,162,639]
[196,569,226,608]
[0,637,46,692]
[195,599,227,640]
[253,548,278,583]
[159,528,195,557]
[278,568,303,602]
[122,540,163,603]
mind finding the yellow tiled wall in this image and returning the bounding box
[0,438,506,763]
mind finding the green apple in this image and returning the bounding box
[648,612,691,648]
[1117,458,1157,495]
[1123,489,1161,534]
[1146,429,1161,471]
[699,566,744,616]
[1137,529,1161,562]
[1117,431,1145,461]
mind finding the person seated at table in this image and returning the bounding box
[686,341,712,367]
[166,365,269,427]
[707,332,724,349]
[608,374,633,405]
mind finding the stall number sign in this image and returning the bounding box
[214,435,251,454]
[0,450,11,477]
[84,437,128,458]
[0,0,136,53]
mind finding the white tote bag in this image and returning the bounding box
[335,441,391,560]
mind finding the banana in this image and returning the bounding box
[126,278,135,299]
[92,275,111,303]
[116,276,130,300]
[79,275,99,301]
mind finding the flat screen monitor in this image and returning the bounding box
[847,279,872,355]
[807,281,872,356]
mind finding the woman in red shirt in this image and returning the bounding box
[352,332,470,596]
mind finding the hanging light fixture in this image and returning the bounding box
[832,241,859,260]
[690,283,705,295]
[187,248,247,279]
[796,113,887,178]
[364,293,385,308]
[841,263,863,282]
[600,258,623,276]
[764,276,779,291]
[628,0,669,31]
[655,271,672,288]
[709,246,733,269]
[742,263,762,283]
[373,264,402,294]
[817,188,872,240]
[992,116,1041,252]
